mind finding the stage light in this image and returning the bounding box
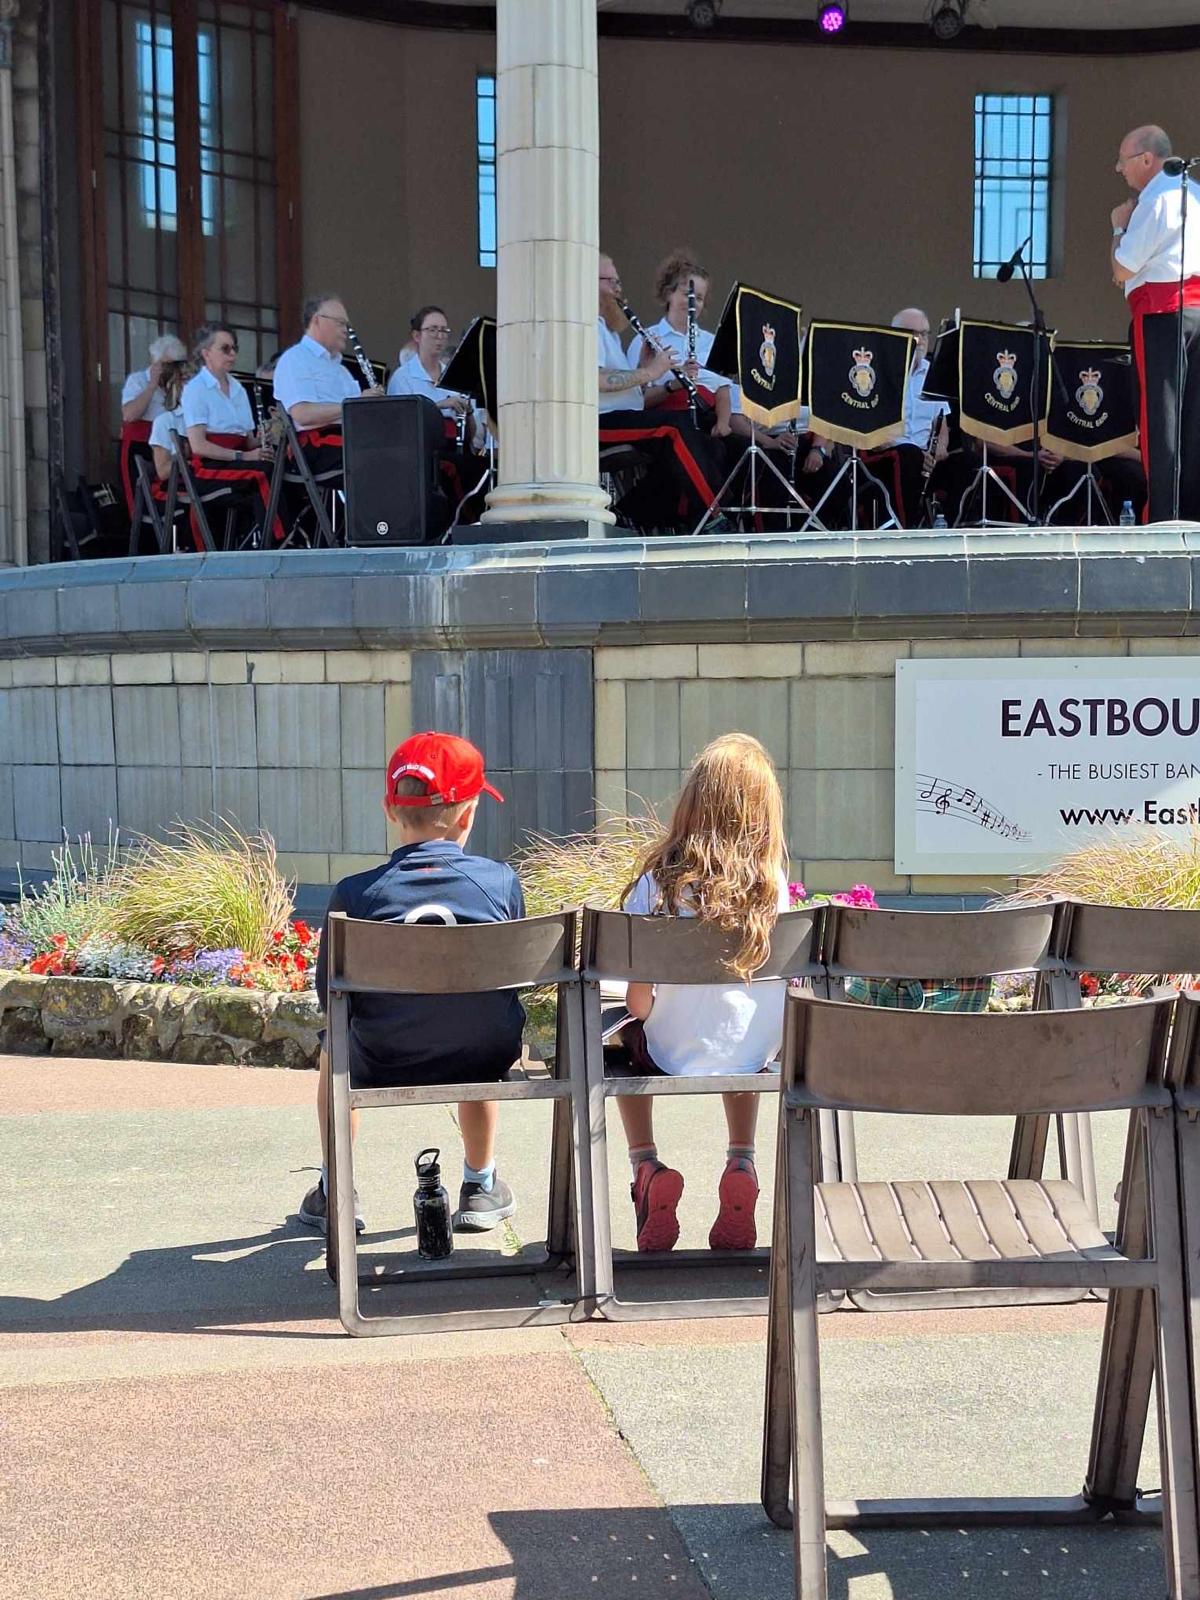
[685,0,721,29]
[929,2,965,40]
[817,2,847,34]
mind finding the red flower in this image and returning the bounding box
[1080,973,1100,998]
[293,920,312,943]
[272,929,285,944]
[151,956,166,976]
[52,933,68,948]
[293,953,307,973]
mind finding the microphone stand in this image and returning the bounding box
[999,237,1049,525]
[1170,158,1200,522]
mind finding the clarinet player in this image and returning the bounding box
[273,293,385,480]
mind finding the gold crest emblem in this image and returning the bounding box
[848,346,876,399]
[1075,367,1103,417]
[759,323,777,378]
[993,349,1018,401]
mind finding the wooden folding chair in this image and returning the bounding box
[579,904,821,1320]
[325,909,593,1337]
[1059,906,1200,1525]
[760,989,1200,1600]
[820,899,1100,1308]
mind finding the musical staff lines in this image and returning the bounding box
[916,772,1029,842]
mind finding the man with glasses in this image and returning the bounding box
[1111,124,1200,521]
[597,251,729,533]
[273,293,384,481]
[862,307,953,528]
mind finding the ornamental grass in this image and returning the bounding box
[1004,826,1200,912]
[514,812,663,917]
[103,821,293,960]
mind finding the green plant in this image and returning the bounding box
[1002,826,1200,911]
[5,831,121,956]
[514,812,663,916]
[104,821,293,959]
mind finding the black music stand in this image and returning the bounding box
[1042,341,1138,526]
[439,316,497,528]
[955,317,1053,527]
[695,281,820,534]
[802,320,915,531]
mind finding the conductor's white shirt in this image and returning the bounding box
[1115,168,1200,297]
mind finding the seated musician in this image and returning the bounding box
[597,251,728,533]
[181,322,280,546]
[386,305,480,443]
[866,307,951,528]
[148,364,188,485]
[121,335,187,424]
[272,294,382,475]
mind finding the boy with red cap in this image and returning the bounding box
[298,731,524,1234]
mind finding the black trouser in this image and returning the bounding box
[1132,305,1200,522]
[599,409,725,530]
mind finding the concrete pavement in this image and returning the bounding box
[0,1055,1168,1599]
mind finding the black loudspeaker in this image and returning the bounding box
[343,394,449,545]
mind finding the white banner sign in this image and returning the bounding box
[895,657,1200,875]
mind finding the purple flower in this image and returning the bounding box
[167,948,246,986]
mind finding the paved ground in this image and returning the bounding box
[0,1055,1169,1599]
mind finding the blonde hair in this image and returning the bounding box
[623,733,786,980]
[654,247,709,308]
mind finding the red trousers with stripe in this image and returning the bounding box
[1129,277,1200,522]
[191,431,285,545]
[119,421,152,519]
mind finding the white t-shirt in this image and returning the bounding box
[598,317,643,414]
[148,406,185,454]
[622,870,791,1077]
[1115,168,1200,297]
[122,368,166,420]
[640,316,743,413]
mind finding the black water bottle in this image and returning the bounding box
[414,1147,453,1260]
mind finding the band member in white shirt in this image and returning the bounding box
[865,307,952,527]
[121,334,187,424]
[386,305,482,443]
[1111,123,1200,520]
[181,321,281,546]
[273,293,383,477]
[597,251,727,532]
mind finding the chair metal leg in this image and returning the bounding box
[788,1105,829,1600]
[583,980,617,1312]
[762,1105,794,1529]
[1145,1107,1200,1597]
[563,983,599,1319]
[1085,1110,1157,1513]
[328,994,364,1333]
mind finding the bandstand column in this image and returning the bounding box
[481,0,614,535]
[0,0,27,565]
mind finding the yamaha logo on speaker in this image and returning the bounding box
[376,521,389,535]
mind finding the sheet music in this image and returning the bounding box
[915,771,1029,842]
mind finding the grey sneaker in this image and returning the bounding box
[298,1178,365,1234]
[453,1174,516,1232]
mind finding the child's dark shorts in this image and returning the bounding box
[317,1029,520,1089]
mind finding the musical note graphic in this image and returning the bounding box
[914,772,1029,841]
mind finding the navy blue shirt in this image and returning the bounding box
[316,839,527,1081]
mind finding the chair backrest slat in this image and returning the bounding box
[823,902,1061,980]
[1067,902,1200,977]
[786,989,1172,1115]
[582,905,819,984]
[328,909,577,995]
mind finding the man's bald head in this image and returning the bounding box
[1117,125,1172,191]
[892,306,931,365]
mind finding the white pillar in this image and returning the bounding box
[0,0,27,565]
[481,0,614,534]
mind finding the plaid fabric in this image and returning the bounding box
[844,975,993,1012]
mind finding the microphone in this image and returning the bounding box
[995,235,1032,283]
[1164,155,1200,176]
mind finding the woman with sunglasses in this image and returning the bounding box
[181,322,282,547]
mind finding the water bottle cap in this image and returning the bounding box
[415,1147,441,1183]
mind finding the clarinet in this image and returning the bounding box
[686,278,699,428]
[345,323,377,391]
[618,300,702,413]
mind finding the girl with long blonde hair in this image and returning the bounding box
[617,732,790,1253]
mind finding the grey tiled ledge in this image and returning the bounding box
[3,525,1199,655]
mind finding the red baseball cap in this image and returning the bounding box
[385,731,504,808]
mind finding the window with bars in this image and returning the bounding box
[477,73,496,268]
[973,93,1054,280]
[134,19,216,233]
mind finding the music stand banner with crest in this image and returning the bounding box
[1042,340,1137,463]
[707,282,803,427]
[958,318,1052,447]
[805,321,915,449]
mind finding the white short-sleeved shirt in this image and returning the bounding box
[639,317,743,413]
[148,407,185,454]
[181,367,254,438]
[1115,168,1200,297]
[386,359,460,414]
[272,334,360,414]
[622,870,792,1077]
[598,317,643,414]
[122,368,166,420]
[887,356,951,449]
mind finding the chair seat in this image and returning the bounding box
[816,1178,1118,1265]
